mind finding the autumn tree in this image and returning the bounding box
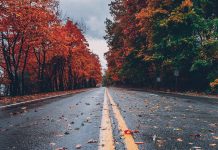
[0,0,102,96]
[105,0,218,92]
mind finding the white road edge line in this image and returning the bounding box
[98,88,115,150]
[0,89,91,109]
[106,88,139,150]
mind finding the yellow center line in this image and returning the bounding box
[98,89,115,150]
[106,88,139,150]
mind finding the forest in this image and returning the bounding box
[104,0,218,93]
[0,0,102,96]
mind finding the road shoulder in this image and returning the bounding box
[0,88,93,109]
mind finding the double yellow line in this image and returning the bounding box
[98,88,139,150]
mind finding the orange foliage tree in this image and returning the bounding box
[0,0,102,96]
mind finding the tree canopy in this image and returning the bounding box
[0,0,102,96]
[105,0,218,93]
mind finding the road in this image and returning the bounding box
[0,87,218,150]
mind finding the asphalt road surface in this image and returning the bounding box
[0,87,218,150]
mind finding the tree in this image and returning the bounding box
[0,0,102,96]
[105,0,218,92]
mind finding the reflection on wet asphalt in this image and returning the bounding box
[108,87,218,150]
[0,88,104,150]
[0,87,218,150]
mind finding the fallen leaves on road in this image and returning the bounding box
[190,134,201,138]
[135,142,144,145]
[75,144,82,149]
[209,123,217,128]
[156,139,166,148]
[209,143,217,147]
[55,134,64,137]
[149,104,160,113]
[49,142,56,146]
[64,131,70,135]
[191,146,202,150]
[212,136,218,140]
[173,128,183,131]
[88,139,98,143]
[85,103,90,105]
[153,135,157,141]
[144,99,149,105]
[55,147,68,150]
[86,117,91,123]
[124,129,140,135]
[0,89,89,105]
[176,138,183,142]
[21,107,27,110]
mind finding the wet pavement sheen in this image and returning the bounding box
[0,88,104,150]
[108,87,218,150]
[0,87,218,150]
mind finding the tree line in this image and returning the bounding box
[104,0,218,93]
[0,0,102,96]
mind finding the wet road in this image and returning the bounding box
[0,87,218,150]
[0,89,104,150]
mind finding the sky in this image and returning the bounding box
[59,0,112,69]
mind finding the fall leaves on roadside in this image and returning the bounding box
[0,0,102,96]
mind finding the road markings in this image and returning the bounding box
[106,88,139,150]
[98,89,115,150]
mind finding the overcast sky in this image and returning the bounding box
[59,0,112,69]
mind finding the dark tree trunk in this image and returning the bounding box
[67,50,73,90]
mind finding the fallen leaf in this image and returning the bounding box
[192,146,202,149]
[173,128,183,131]
[135,142,144,145]
[156,139,166,147]
[86,117,91,122]
[124,129,133,135]
[55,147,67,150]
[88,139,98,143]
[209,123,217,128]
[56,134,64,137]
[21,107,27,110]
[190,134,201,138]
[133,130,139,133]
[153,135,157,141]
[209,143,216,147]
[49,142,56,146]
[75,144,82,149]
[212,136,218,140]
[176,138,183,142]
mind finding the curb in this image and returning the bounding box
[149,91,218,101]
[0,89,92,110]
[126,88,218,101]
